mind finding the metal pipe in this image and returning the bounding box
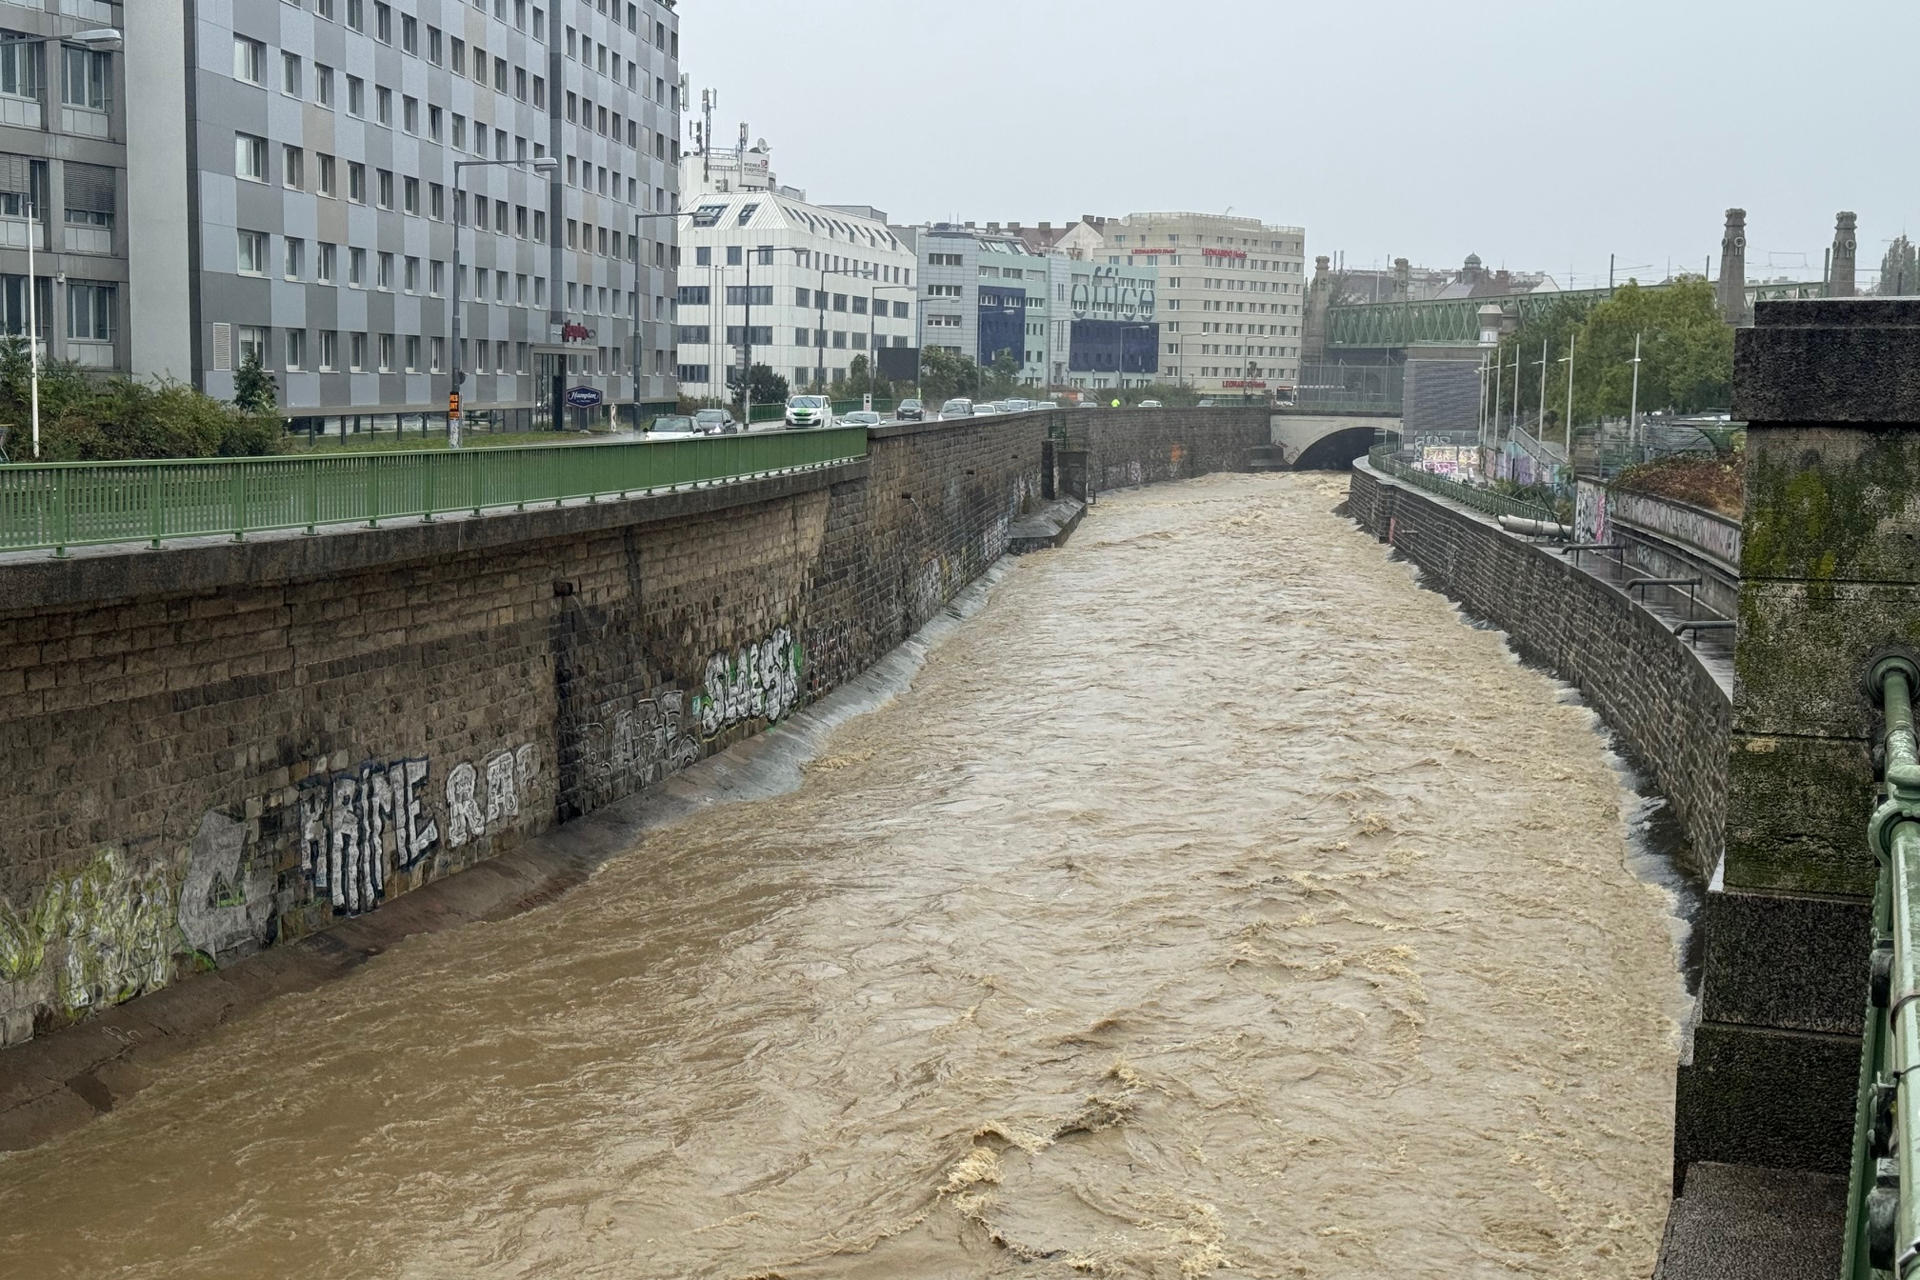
[1875,662,1920,1274]
[1626,577,1702,595]
[1671,620,1734,636]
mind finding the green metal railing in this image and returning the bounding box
[1367,445,1560,525]
[0,427,868,555]
[1847,658,1920,1277]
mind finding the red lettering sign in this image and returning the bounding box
[1128,246,1177,255]
[1203,248,1248,261]
[560,322,594,342]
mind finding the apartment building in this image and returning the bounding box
[1076,211,1306,395]
[0,0,682,423]
[1046,255,1159,391]
[901,223,1056,383]
[672,191,914,398]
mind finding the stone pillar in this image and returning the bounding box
[1716,208,1752,326]
[1830,212,1858,298]
[1392,257,1410,302]
[1674,298,1920,1191]
[1301,255,1332,365]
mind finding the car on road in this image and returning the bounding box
[840,410,883,428]
[1139,399,1164,409]
[784,395,832,428]
[974,402,1002,416]
[693,408,738,434]
[1078,401,1099,409]
[1196,399,1216,407]
[649,414,697,435]
[939,398,974,419]
[1002,398,1032,413]
[895,398,925,421]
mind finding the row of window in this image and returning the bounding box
[1189,344,1297,358]
[686,243,909,284]
[1200,299,1301,316]
[0,276,117,341]
[238,325,632,377]
[674,365,882,389]
[280,0,677,66]
[0,39,112,111]
[233,230,655,319]
[1109,232,1303,257]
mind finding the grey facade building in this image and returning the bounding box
[0,0,682,423]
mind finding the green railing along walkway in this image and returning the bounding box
[1367,445,1560,526]
[1847,657,1920,1278]
[0,427,868,555]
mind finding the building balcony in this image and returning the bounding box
[60,105,109,140]
[66,338,114,369]
[0,216,45,251]
[62,223,109,255]
[0,93,41,131]
[53,0,117,21]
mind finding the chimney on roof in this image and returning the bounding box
[1831,211,1858,298]
[1039,221,1052,233]
[1009,221,1022,231]
[987,222,1000,232]
[1495,269,1512,292]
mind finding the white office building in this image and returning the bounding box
[673,190,915,398]
[1070,211,1307,396]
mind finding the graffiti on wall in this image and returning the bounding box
[609,689,701,786]
[298,744,539,911]
[696,627,804,736]
[0,848,178,1037]
[1576,481,1610,545]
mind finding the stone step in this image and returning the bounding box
[1007,499,1085,554]
[1654,1161,1848,1280]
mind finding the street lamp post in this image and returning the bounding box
[1627,330,1644,462]
[16,27,121,458]
[450,155,557,449]
[865,281,914,405]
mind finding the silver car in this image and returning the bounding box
[939,398,974,419]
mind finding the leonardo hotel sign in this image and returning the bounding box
[1071,265,1157,323]
[1203,247,1248,261]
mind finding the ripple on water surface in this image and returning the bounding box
[0,472,1688,1279]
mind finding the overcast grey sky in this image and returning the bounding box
[680,0,1914,289]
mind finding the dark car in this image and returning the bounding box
[896,398,925,421]
[693,408,739,435]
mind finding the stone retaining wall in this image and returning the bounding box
[0,408,1251,1050]
[1349,461,1731,882]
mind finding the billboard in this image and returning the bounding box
[875,346,920,383]
[977,286,1026,368]
[1068,320,1161,376]
[1403,360,1481,448]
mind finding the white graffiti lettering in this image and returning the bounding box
[699,627,803,736]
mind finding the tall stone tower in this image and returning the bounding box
[1392,257,1411,302]
[1301,255,1333,365]
[1830,211,1858,297]
[1716,208,1751,325]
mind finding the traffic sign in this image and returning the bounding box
[448,392,462,418]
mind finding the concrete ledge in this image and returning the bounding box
[1007,499,1084,553]
[1674,1022,1859,1180]
[0,459,868,611]
[1655,1162,1847,1280]
[1734,299,1920,423]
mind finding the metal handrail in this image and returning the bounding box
[0,427,870,555]
[1366,445,1561,526]
[1851,657,1920,1276]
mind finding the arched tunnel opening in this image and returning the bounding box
[1292,426,1380,472]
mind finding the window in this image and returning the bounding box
[0,39,41,98]
[314,63,333,105]
[281,51,301,97]
[428,27,442,64]
[318,154,336,197]
[236,230,269,275]
[429,183,444,220]
[405,335,420,371]
[233,36,265,85]
[346,75,364,117]
[317,242,336,282]
[348,162,365,203]
[61,47,108,110]
[237,325,268,367]
[403,96,418,134]
[400,14,418,53]
[494,56,507,92]
[377,169,393,209]
[284,236,304,278]
[234,133,268,182]
[450,39,465,75]
[283,145,304,189]
[285,328,306,369]
[376,86,391,126]
[318,330,337,371]
[348,246,365,286]
[451,115,465,150]
[724,285,773,307]
[374,1,391,42]
[430,260,445,295]
[379,333,394,371]
[346,0,364,30]
[428,104,442,141]
[675,285,709,306]
[404,256,419,292]
[66,281,113,341]
[431,337,445,372]
[376,251,393,289]
[350,332,366,371]
[403,176,419,215]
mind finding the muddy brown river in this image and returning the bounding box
[0,473,1687,1278]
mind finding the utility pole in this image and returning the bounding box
[1627,331,1643,462]
[1534,339,1549,444]
[1559,333,1576,463]
[1511,341,1522,442]
[1492,346,1504,462]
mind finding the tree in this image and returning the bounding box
[984,350,1021,399]
[1882,236,1918,296]
[726,362,788,410]
[1570,278,1732,420]
[919,348,980,404]
[232,348,277,414]
[842,354,892,402]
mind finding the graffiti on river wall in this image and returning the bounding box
[610,688,701,785]
[0,848,179,1041]
[695,626,805,737]
[178,810,274,962]
[299,743,539,913]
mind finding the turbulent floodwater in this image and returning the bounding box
[0,473,1687,1279]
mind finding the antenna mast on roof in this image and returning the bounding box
[700,89,715,184]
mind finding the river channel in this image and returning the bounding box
[0,472,1688,1278]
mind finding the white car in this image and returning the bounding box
[973,402,1002,415]
[1139,399,1164,409]
[784,395,833,429]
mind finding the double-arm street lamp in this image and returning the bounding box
[449,155,558,449]
[11,25,121,457]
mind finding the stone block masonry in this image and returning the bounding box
[0,408,1258,1051]
[1347,463,1731,885]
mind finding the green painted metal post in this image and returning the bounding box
[422,452,435,522]
[148,466,162,549]
[230,464,245,540]
[305,459,319,534]
[53,468,68,558]
[366,456,379,528]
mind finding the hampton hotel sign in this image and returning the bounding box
[1070,265,1156,323]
